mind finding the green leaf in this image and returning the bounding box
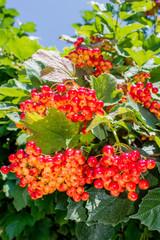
[87,112,118,131]
[91,73,122,106]
[116,23,145,40]
[5,213,34,240]
[55,210,68,225]
[86,188,134,226]
[2,17,15,27]
[0,79,31,97]
[124,221,142,240]
[91,124,108,141]
[125,97,159,130]
[24,59,49,90]
[6,112,21,123]
[3,180,15,198]
[95,15,102,32]
[20,22,36,33]
[131,188,160,232]
[0,0,6,7]
[0,29,13,48]
[77,222,115,240]
[80,131,95,145]
[33,194,55,214]
[0,103,18,111]
[125,48,154,67]
[143,34,160,53]
[30,218,52,240]
[55,192,68,210]
[3,8,19,17]
[24,108,79,154]
[12,185,29,211]
[16,133,28,146]
[66,198,87,222]
[150,66,160,83]
[131,0,155,13]
[31,205,45,221]
[6,36,40,60]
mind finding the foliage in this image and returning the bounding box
[1,0,160,240]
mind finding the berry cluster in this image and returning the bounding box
[20,85,104,129]
[83,145,156,201]
[129,82,160,119]
[1,142,89,201]
[90,35,115,52]
[133,72,150,83]
[1,143,156,202]
[66,37,113,77]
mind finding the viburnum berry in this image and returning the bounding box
[19,84,105,134]
[139,180,149,190]
[103,145,114,157]
[1,166,9,174]
[81,192,89,201]
[147,159,156,169]
[128,191,138,201]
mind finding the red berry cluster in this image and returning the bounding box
[20,85,104,129]
[1,142,89,201]
[83,145,156,201]
[129,82,160,119]
[133,72,150,82]
[66,37,113,77]
[90,35,115,52]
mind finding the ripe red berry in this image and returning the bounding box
[57,84,66,93]
[1,166,9,174]
[94,179,104,189]
[87,156,98,168]
[26,141,36,149]
[139,180,149,190]
[81,192,89,201]
[152,87,158,94]
[103,145,113,157]
[147,159,156,169]
[126,181,136,192]
[128,191,138,201]
[145,82,153,90]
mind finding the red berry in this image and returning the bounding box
[147,159,156,169]
[26,141,36,149]
[57,84,66,93]
[103,145,113,157]
[152,87,158,94]
[87,156,98,168]
[126,181,136,191]
[109,181,119,190]
[128,191,138,201]
[1,166,9,174]
[145,82,153,90]
[81,127,90,135]
[81,192,89,201]
[73,193,81,202]
[77,37,84,44]
[41,85,50,94]
[139,180,149,190]
[130,150,140,161]
[94,179,104,189]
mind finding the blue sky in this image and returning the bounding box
[6,0,106,51]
